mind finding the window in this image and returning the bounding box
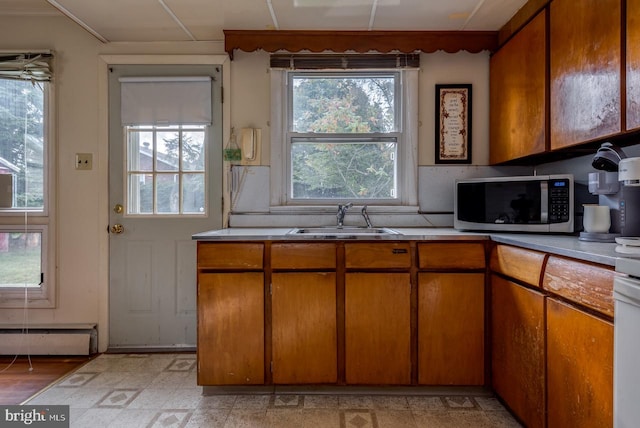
[270,54,419,206]
[126,125,206,215]
[0,53,54,307]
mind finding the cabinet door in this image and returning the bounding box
[491,275,545,428]
[547,298,613,428]
[418,273,484,385]
[271,272,337,384]
[197,272,264,385]
[490,10,546,164]
[550,0,621,149]
[628,0,640,130]
[345,273,411,384]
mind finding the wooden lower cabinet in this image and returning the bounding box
[271,272,337,384]
[418,272,484,385]
[546,298,613,428]
[491,275,545,428]
[345,272,411,384]
[197,272,265,385]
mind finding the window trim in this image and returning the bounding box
[0,79,55,308]
[270,67,418,207]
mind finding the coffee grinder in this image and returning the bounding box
[582,142,626,241]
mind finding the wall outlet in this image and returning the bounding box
[75,153,93,170]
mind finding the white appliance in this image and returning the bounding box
[614,257,640,427]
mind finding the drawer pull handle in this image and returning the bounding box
[392,248,408,254]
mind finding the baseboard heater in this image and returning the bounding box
[0,323,97,355]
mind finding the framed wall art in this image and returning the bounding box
[435,84,472,164]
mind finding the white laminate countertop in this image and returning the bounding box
[192,227,625,267]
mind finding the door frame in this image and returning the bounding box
[97,54,230,353]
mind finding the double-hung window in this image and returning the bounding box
[271,54,419,206]
[0,53,54,307]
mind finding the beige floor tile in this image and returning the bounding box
[301,409,341,427]
[126,388,172,409]
[70,408,123,428]
[147,371,190,389]
[198,394,238,409]
[406,396,446,411]
[303,394,340,409]
[234,395,271,409]
[375,410,418,428]
[147,410,192,428]
[225,409,268,428]
[412,410,496,428]
[185,408,230,427]
[371,396,410,410]
[106,409,158,428]
[339,395,375,409]
[342,409,376,428]
[162,388,206,409]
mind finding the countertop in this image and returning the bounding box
[192,227,625,267]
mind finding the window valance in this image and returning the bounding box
[224,30,498,60]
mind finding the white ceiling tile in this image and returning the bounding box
[271,0,373,30]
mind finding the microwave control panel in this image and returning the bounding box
[549,179,570,223]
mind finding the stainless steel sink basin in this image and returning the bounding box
[287,227,400,236]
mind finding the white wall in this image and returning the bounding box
[0,13,494,350]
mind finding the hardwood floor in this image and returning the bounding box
[0,355,92,405]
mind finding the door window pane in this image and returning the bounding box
[126,125,206,215]
[0,231,41,287]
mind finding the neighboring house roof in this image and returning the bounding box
[0,156,20,173]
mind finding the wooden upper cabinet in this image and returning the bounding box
[550,0,621,149]
[490,10,547,164]
[628,0,640,130]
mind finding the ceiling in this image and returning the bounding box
[0,0,527,43]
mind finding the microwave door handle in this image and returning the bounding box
[540,181,549,223]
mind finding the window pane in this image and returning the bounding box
[182,130,205,171]
[292,74,396,133]
[127,130,154,172]
[291,139,397,199]
[128,173,153,214]
[156,131,180,171]
[156,173,179,213]
[182,173,205,213]
[0,232,41,287]
[0,79,45,209]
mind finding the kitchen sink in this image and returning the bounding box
[287,226,400,236]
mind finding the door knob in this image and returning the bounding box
[113,204,123,214]
[110,224,124,234]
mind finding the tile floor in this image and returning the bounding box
[25,353,522,428]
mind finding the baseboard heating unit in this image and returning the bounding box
[0,323,97,355]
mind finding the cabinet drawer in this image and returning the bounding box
[197,242,264,269]
[345,242,411,269]
[271,243,336,269]
[490,244,546,287]
[418,243,485,270]
[542,256,614,317]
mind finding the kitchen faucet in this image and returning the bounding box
[361,205,373,228]
[336,202,353,227]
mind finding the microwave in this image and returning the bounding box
[454,174,593,233]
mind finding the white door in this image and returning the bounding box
[108,64,223,350]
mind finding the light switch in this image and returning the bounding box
[75,153,93,170]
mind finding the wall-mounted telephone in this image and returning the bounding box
[240,128,261,162]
